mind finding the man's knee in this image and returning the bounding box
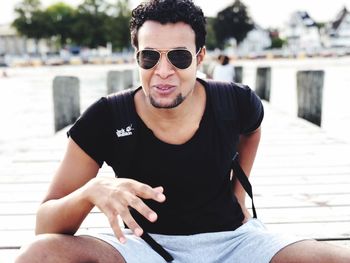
[15,234,62,263]
[15,233,125,263]
[271,240,350,263]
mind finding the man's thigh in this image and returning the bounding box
[271,240,350,263]
[15,233,125,263]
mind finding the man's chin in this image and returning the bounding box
[150,94,184,109]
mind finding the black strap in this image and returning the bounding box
[106,88,138,177]
[203,79,258,219]
[231,152,257,218]
[106,81,256,261]
[106,89,174,262]
[141,232,174,262]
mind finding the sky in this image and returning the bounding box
[1,0,349,29]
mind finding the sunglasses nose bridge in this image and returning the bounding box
[155,50,174,70]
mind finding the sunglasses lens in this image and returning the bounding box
[137,50,160,69]
[167,50,193,69]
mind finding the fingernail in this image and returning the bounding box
[157,193,165,201]
[135,228,143,236]
[149,212,157,221]
[119,237,126,244]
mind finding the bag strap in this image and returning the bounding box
[106,89,174,262]
[204,79,257,218]
[105,80,257,261]
[231,152,257,218]
[106,88,138,176]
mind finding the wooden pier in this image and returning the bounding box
[1,102,350,262]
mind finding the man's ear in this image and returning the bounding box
[197,46,206,66]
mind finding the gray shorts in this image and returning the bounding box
[83,219,304,263]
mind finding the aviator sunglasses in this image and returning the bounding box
[136,48,201,70]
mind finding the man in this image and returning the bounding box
[15,0,350,262]
[212,54,235,82]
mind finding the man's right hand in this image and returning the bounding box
[84,177,166,243]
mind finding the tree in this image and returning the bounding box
[12,0,133,52]
[268,30,286,49]
[78,0,110,15]
[12,0,50,53]
[70,0,111,48]
[213,0,254,48]
[106,0,132,51]
[205,17,219,50]
[70,0,132,50]
[45,3,76,46]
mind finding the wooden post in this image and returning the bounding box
[53,76,80,132]
[107,69,134,94]
[234,66,243,83]
[133,67,140,87]
[297,70,324,126]
[107,70,123,94]
[255,67,271,101]
[123,69,133,89]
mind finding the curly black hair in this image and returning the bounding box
[130,0,206,51]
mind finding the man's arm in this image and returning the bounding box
[35,138,165,242]
[233,127,261,222]
[35,138,99,235]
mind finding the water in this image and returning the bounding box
[0,64,136,160]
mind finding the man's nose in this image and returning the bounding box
[154,53,175,78]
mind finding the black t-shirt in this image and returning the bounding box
[68,79,264,235]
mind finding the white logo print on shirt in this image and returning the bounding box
[116,124,134,137]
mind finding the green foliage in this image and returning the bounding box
[12,0,132,51]
[11,0,259,52]
[12,0,49,40]
[213,0,254,48]
[46,3,76,45]
[270,37,286,49]
[205,17,218,50]
[71,0,131,50]
[315,22,325,29]
[78,0,110,15]
[70,10,110,48]
[107,0,131,51]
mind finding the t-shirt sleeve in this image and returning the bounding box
[236,85,264,134]
[67,97,113,167]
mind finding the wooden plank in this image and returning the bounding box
[1,102,350,254]
[0,227,112,248]
[266,222,350,240]
[0,203,102,215]
[254,194,350,208]
[0,212,109,231]
[0,249,20,263]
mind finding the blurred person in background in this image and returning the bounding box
[212,54,235,82]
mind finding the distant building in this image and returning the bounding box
[0,23,51,56]
[281,11,322,53]
[322,7,350,48]
[237,24,271,56]
[0,24,26,55]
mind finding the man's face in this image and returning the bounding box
[136,21,204,109]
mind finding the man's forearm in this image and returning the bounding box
[35,182,94,235]
[233,127,261,213]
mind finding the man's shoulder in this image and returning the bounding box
[107,86,140,101]
[198,78,246,93]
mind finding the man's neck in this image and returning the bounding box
[134,81,206,144]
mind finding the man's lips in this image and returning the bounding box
[153,84,176,94]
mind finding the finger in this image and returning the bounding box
[118,206,144,237]
[108,213,126,243]
[126,193,158,223]
[153,186,164,193]
[134,182,166,202]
